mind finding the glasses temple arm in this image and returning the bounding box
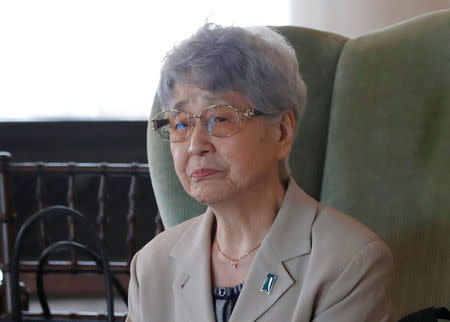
[152,118,169,130]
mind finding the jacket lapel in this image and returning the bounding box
[170,209,216,322]
[230,179,318,322]
[228,238,295,322]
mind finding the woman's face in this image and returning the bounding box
[169,83,287,205]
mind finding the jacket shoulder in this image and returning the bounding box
[313,205,384,248]
[311,205,392,274]
[310,206,394,317]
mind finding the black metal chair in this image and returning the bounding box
[35,240,127,319]
[11,206,123,322]
[398,307,450,322]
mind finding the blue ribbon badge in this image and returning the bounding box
[260,273,277,294]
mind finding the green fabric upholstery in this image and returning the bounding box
[148,27,347,228]
[320,9,450,320]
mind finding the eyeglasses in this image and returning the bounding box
[152,104,263,143]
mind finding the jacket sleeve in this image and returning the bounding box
[312,240,394,322]
[126,250,141,322]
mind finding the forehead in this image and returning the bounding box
[169,83,250,113]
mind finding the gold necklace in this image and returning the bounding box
[215,240,261,269]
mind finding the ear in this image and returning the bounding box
[275,110,296,160]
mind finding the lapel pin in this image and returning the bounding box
[260,273,277,294]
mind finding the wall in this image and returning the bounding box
[289,0,450,37]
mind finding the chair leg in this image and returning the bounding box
[0,152,14,315]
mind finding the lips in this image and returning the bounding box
[190,168,219,179]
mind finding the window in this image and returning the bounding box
[0,0,289,121]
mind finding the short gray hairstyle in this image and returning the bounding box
[157,23,307,182]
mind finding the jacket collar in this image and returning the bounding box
[169,178,318,322]
[263,178,318,261]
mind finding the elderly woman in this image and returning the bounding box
[126,23,393,322]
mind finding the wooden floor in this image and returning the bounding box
[27,294,128,315]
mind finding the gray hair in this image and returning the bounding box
[157,23,307,182]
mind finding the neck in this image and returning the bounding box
[209,176,287,257]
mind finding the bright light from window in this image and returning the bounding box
[0,0,289,121]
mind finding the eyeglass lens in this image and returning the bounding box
[154,105,240,142]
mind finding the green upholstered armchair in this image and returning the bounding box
[147,9,450,320]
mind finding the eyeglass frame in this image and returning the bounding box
[151,104,264,143]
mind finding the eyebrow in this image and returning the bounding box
[171,99,188,110]
[170,94,229,111]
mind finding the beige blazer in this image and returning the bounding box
[126,179,394,322]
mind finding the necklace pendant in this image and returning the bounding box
[231,262,238,269]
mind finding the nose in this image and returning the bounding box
[188,117,215,155]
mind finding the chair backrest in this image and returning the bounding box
[320,9,450,319]
[147,26,348,228]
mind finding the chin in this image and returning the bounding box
[187,180,234,205]
[189,191,225,205]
